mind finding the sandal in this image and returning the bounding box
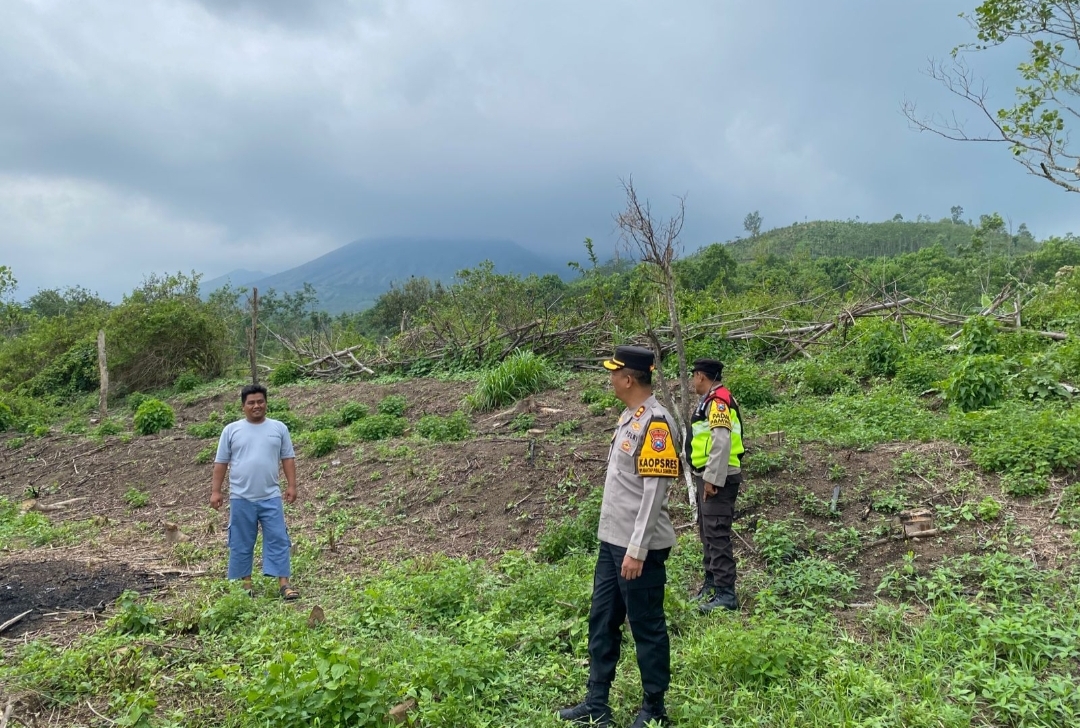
[279,584,300,600]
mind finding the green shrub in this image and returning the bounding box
[268,361,303,386]
[510,413,536,433]
[959,315,999,356]
[308,412,343,431]
[976,496,1002,521]
[0,402,12,432]
[133,398,175,435]
[110,590,160,636]
[1001,471,1049,497]
[124,487,150,508]
[126,392,150,412]
[7,437,25,450]
[895,354,948,393]
[338,401,369,425]
[305,429,338,457]
[186,420,223,439]
[377,394,408,417]
[1010,355,1072,402]
[800,361,852,396]
[537,486,602,562]
[753,518,801,568]
[195,445,216,464]
[758,558,857,610]
[859,322,903,377]
[552,419,581,436]
[466,350,559,412]
[351,414,407,442]
[415,411,473,442]
[271,410,304,433]
[173,371,201,393]
[945,355,1007,411]
[724,368,777,408]
[93,418,126,437]
[949,404,1080,476]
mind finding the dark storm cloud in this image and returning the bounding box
[0,0,1074,300]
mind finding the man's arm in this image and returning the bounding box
[702,427,732,497]
[281,458,297,504]
[210,462,227,509]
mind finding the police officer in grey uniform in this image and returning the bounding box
[558,345,678,728]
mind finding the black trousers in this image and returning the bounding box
[695,472,742,588]
[587,541,671,695]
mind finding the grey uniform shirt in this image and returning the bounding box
[597,395,678,560]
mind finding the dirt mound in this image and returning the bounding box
[0,560,162,636]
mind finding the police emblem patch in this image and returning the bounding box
[631,421,642,431]
[620,439,632,453]
[649,427,669,452]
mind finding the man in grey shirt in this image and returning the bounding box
[558,346,677,728]
[210,384,300,599]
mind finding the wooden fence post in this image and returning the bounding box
[97,329,108,417]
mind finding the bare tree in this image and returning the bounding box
[902,1,1080,194]
[614,177,698,518]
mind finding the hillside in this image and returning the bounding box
[722,219,1036,261]
[199,268,269,294]
[233,237,566,314]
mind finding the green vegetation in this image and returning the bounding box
[123,487,150,509]
[351,414,407,442]
[415,411,472,442]
[133,398,176,436]
[304,429,339,458]
[377,394,408,417]
[466,350,560,411]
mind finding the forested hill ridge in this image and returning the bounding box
[721,216,1037,262]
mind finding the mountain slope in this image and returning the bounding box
[245,237,565,313]
[722,220,1037,261]
[199,268,269,294]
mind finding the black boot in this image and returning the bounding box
[557,681,612,725]
[699,585,739,614]
[629,691,669,727]
[691,575,715,602]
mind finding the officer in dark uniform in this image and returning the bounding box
[685,358,744,613]
[558,345,678,728]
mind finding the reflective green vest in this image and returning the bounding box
[688,387,744,470]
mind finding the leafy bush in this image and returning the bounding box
[945,355,1008,411]
[271,410,304,433]
[580,385,620,408]
[753,518,800,568]
[268,361,303,386]
[976,496,1002,522]
[1001,471,1049,497]
[758,558,857,610]
[126,392,150,412]
[800,361,852,396]
[415,411,472,441]
[724,367,777,409]
[20,339,99,399]
[308,412,343,431]
[93,418,126,437]
[552,419,581,436]
[133,398,175,435]
[173,371,201,393]
[859,322,903,377]
[338,401,369,425]
[195,445,216,464]
[466,350,559,411]
[949,404,1080,476]
[895,353,948,393]
[510,413,536,433]
[959,315,999,356]
[351,414,407,442]
[305,429,338,457]
[123,487,150,508]
[0,402,12,432]
[186,420,223,439]
[377,394,408,417]
[536,486,603,562]
[1010,355,1072,402]
[110,591,160,636]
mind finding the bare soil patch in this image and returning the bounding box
[0,559,163,637]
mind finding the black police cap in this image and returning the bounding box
[603,345,655,372]
[691,358,724,380]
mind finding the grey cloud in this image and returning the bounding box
[0,0,1076,300]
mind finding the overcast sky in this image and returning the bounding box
[2,0,1076,300]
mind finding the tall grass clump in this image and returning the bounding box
[465,350,560,412]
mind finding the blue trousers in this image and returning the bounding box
[227,497,291,579]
